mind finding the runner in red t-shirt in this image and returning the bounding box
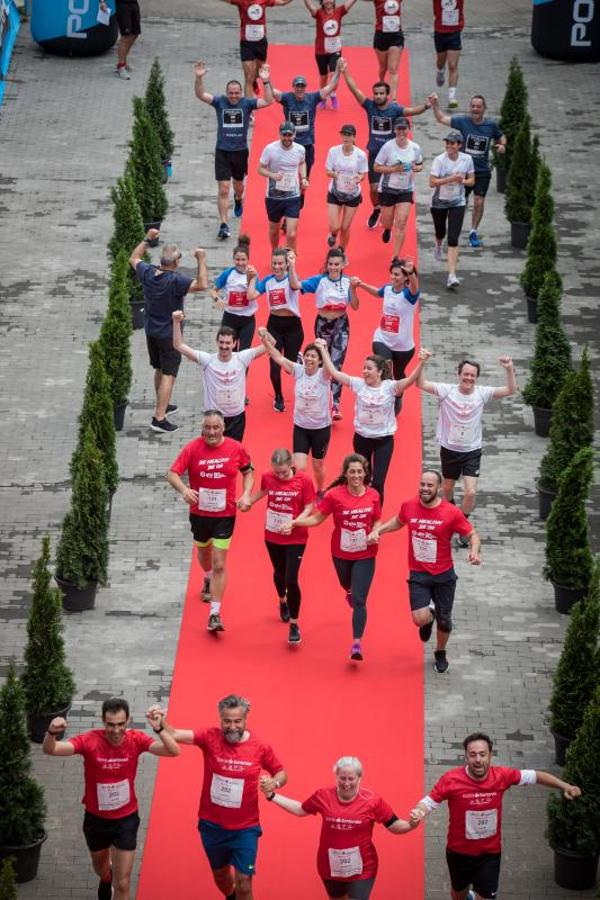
[262,754,417,897]
[284,453,381,662]
[221,0,294,98]
[168,693,287,900]
[368,468,480,674]
[410,732,581,900]
[302,0,357,94]
[42,698,179,900]
[244,448,315,644]
[167,409,254,633]
[432,0,465,109]
[370,0,405,100]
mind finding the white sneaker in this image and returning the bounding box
[115,66,130,80]
[448,97,459,109]
[433,243,444,262]
[436,69,445,87]
[447,273,460,289]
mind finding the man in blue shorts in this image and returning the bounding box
[258,122,308,251]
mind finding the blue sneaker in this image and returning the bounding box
[234,196,244,218]
[469,230,483,248]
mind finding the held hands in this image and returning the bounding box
[498,355,513,369]
[350,276,361,288]
[409,807,426,825]
[259,775,277,795]
[428,92,439,106]
[418,348,432,362]
[146,227,160,241]
[246,264,258,279]
[286,249,296,265]
[367,529,380,545]
[313,338,327,351]
[146,705,166,732]
[48,716,67,735]
[257,327,276,344]
[195,61,208,78]
[237,494,252,512]
[259,63,271,81]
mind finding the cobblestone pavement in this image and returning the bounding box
[0,1,598,897]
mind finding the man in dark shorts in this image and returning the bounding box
[219,0,293,98]
[433,0,465,109]
[410,732,581,900]
[369,469,481,674]
[417,356,517,531]
[258,122,308,251]
[429,92,506,247]
[167,410,254,631]
[343,64,430,228]
[130,229,207,433]
[99,0,141,80]
[43,698,179,900]
[194,60,274,240]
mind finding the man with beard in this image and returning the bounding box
[167,694,287,900]
[342,64,431,228]
[368,469,480,674]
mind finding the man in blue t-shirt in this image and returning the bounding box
[343,63,431,228]
[130,230,208,433]
[194,60,274,240]
[430,92,506,247]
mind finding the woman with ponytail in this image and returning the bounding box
[210,234,259,350]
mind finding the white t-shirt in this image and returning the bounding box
[434,383,496,451]
[375,138,422,194]
[256,274,301,316]
[293,363,332,430]
[260,141,306,198]
[350,378,397,438]
[195,348,260,417]
[326,144,368,200]
[215,266,258,318]
[430,151,474,208]
[372,284,419,352]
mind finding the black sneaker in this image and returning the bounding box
[273,395,285,413]
[288,623,301,644]
[350,641,363,661]
[207,613,225,632]
[367,207,381,229]
[150,417,179,433]
[234,195,244,218]
[433,650,449,674]
[382,228,391,243]
[419,615,434,643]
[98,874,113,900]
[166,403,178,414]
[201,576,211,602]
[217,222,230,240]
[327,234,336,247]
[279,601,290,623]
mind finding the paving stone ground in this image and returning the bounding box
[0,1,598,898]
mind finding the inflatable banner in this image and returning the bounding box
[0,0,21,105]
[31,0,118,57]
[532,0,600,61]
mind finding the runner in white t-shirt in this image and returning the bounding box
[417,355,517,539]
[211,234,259,350]
[429,131,475,289]
[258,123,308,251]
[172,311,267,442]
[373,118,423,259]
[325,125,369,252]
[317,338,431,502]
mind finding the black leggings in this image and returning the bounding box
[221,311,255,350]
[267,314,304,397]
[332,556,376,640]
[430,205,466,248]
[265,541,306,619]
[352,432,395,503]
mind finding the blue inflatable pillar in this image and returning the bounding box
[0,0,21,105]
[31,0,118,57]
[532,0,600,61]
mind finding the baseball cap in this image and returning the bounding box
[280,122,296,135]
[340,124,356,135]
[292,76,307,87]
[394,116,410,130]
[444,130,463,143]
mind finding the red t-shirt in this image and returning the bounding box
[302,787,395,880]
[68,729,154,819]
[170,436,251,518]
[433,0,464,33]
[373,0,403,33]
[398,497,471,575]
[319,486,381,560]
[260,470,315,545]
[314,5,347,55]
[231,0,275,41]
[194,727,283,830]
[429,765,524,855]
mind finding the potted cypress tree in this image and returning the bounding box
[55,426,109,612]
[0,858,17,899]
[505,115,538,248]
[548,560,600,763]
[538,347,593,519]
[99,250,133,431]
[0,665,47,883]
[544,446,594,614]
[128,96,168,240]
[520,161,557,322]
[108,171,147,330]
[521,270,571,436]
[144,58,175,181]
[21,537,76,743]
[494,56,527,193]
[547,685,600,890]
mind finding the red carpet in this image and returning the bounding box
[137,46,423,899]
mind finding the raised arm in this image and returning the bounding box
[189,248,209,292]
[404,98,432,117]
[394,348,432,396]
[194,60,214,105]
[172,311,201,363]
[416,360,436,395]
[286,250,302,290]
[42,717,76,756]
[163,723,196,744]
[130,229,159,269]
[314,338,352,386]
[343,65,366,106]
[428,92,451,126]
[146,706,180,757]
[492,356,517,398]
[257,326,296,374]
[351,277,381,298]
[257,63,274,108]
[349,278,360,310]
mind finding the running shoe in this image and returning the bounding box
[330,93,339,110]
[98,874,113,900]
[350,641,363,661]
[207,613,224,632]
[273,395,285,413]
[288,623,301,644]
[446,273,460,290]
[345,590,353,608]
[436,68,445,87]
[166,403,178,415]
[279,601,290,623]
[201,576,211,602]
[217,222,230,241]
[332,405,343,421]
[367,207,381,229]
[469,230,483,248]
[433,242,444,262]
[382,228,391,244]
[115,66,130,80]
[433,650,449,674]
[150,417,179,433]
[448,98,459,109]
[419,615,434,643]
[234,195,244,218]
[318,100,326,110]
[327,234,336,248]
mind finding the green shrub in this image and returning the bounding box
[495,57,528,174]
[21,537,76,716]
[520,162,557,299]
[70,342,118,495]
[128,96,168,224]
[144,58,175,160]
[99,250,133,407]
[505,114,537,223]
[0,858,17,900]
[544,447,594,590]
[108,171,148,303]
[522,270,571,409]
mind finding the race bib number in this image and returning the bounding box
[268,287,287,307]
[324,35,342,52]
[340,528,367,553]
[412,535,437,563]
[465,809,498,840]
[439,181,461,202]
[328,847,363,878]
[266,508,293,532]
[448,421,475,447]
[97,779,130,812]
[382,15,400,31]
[297,391,321,414]
[216,385,243,408]
[380,313,400,333]
[198,488,227,513]
[228,289,249,308]
[223,108,243,129]
[358,402,386,427]
[210,773,244,809]
[290,110,309,132]
[279,171,299,192]
[442,0,459,26]
[372,115,392,136]
[336,172,357,195]
[245,23,265,40]
[322,294,347,311]
[465,133,489,157]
